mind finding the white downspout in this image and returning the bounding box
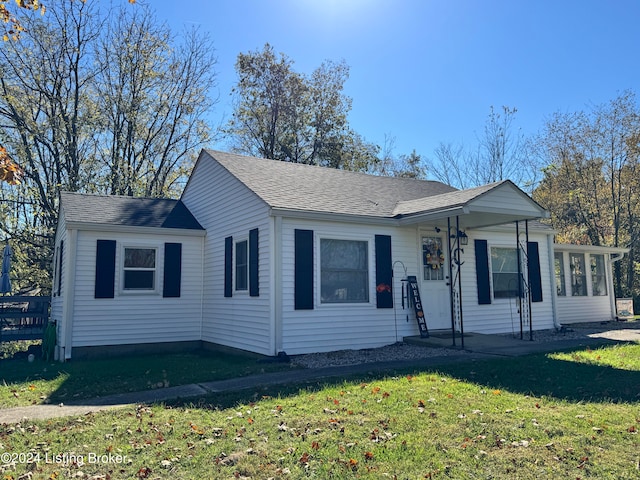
[547,234,561,329]
[271,215,283,355]
[199,235,205,343]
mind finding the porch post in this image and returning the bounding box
[456,215,465,348]
[447,217,456,346]
[526,220,533,341]
[447,216,465,348]
[516,221,523,339]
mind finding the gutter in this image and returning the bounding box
[65,222,206,237]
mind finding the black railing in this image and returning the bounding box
[0,295,50,341]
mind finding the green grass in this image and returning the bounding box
[0,347,296,408]
[1,344,640,479]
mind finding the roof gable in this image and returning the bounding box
[60,192,204,231]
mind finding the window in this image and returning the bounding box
[422,237,445,281]
[590,254,607,296]
[320,238,369,303]
[569,253,587,296]
[123,247,156,291]
[554,252,566,296]
[235,239,248,291]
[491,247,522,298]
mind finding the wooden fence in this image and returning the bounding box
[0,295,50,341]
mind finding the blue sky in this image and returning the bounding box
[149,0,640,160]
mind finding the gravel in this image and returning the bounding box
[290,321,639,369]
[291,342,469,369]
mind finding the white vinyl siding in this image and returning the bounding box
[50,210,68,352]
[70,230,203,348]
[181,153,272,355]
[279,220,556,355]
[459,228,555,335]
[281,219,416,354]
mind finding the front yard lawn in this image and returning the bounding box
[1,343,639,479]
[0,345,295,408]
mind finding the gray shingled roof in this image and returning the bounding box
[60,192,204,230]
[392,182,503,216]
[202,150,459,218]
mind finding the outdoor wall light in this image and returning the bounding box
[451,230,468,245]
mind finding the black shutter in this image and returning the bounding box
[294,229,314,310]
[57,240,64,296]
[163,243,182,298]
[527,241,543,302]
[249,228,259,297]
[224,236,233,298]
[475,239,491,305]
[95,239,116,299]
[375,235,393,308]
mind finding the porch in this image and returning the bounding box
[404,320,640,356]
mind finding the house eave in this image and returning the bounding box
[269,207,400,226]
[394,206,469,225]
[553,243,630,255]
[65,221,207,237]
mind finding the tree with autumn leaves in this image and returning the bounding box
[532,90,640,300]
[0,0,215,291]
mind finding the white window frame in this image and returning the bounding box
[490,246,523,299]
[590,254,608,296]
[569,252,587,296]
[422,236,445,281]
[120,245,158,294]
[317,234,373,306]
[52,245,60,297]
[554,251,566,297]
[234,237,249,293]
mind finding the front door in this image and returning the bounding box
[419,236,451,331]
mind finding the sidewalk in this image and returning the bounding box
[0,332,632,424]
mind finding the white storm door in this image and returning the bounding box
[419,236,451,331]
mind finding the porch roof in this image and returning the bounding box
[393,180,549,228]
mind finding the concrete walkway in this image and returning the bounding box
[0,331,634,424]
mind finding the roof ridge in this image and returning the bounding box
[204,149,454,189]
[60,191,180,202]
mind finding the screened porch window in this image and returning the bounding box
[590,254,607,296]
[554,252,566,296]
[570,253,587,296]
[320,238,369,303]
[123,247,156,291]
[491,247,522,298]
